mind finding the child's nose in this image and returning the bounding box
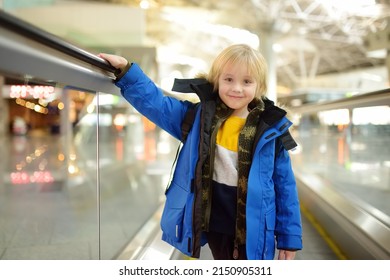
[233,83,242,92]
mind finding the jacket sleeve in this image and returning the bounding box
[273,139,303,251]
[115,63,192,140]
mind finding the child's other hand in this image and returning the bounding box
[98,53,128,70]
[277,249,296,260]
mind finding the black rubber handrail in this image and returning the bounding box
[0,9,119,75]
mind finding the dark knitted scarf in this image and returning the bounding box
[201,97,264,247]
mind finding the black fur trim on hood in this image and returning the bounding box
[172,78,208,93]
[261,97,287,126]
[172,78,215,102]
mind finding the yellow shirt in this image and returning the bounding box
[214,116,246,187]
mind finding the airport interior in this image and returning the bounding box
[0,0,389,260]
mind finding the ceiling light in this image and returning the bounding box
[366,49,387,58]
[273,43,283,53]
[140,0,150,9]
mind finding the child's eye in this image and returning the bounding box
[244,79,253,84]
[225,77,233,82]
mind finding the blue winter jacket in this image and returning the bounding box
[116,63,303,260]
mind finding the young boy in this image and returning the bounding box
[99,44,302,260]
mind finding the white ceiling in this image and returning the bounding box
[5,0,390,92]
[87,0,390,89]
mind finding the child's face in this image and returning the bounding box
[218,63,257,118]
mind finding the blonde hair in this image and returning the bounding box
[204,44,268,98]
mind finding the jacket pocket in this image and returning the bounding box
[262,208,276,259]
[160,183,188,242]
[161,208,184,242]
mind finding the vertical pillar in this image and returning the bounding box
[0,76,6,137]
[386,50,390,86]
[1,0,8,187]
[0,76,6,188]
[60,87,71,187]
[60,88,71,137]
[364,18,390,86]
[346,109,353,145]
[259,30,277,103]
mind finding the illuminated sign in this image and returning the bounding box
[9,85,55,99]
[10,171,54,184]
